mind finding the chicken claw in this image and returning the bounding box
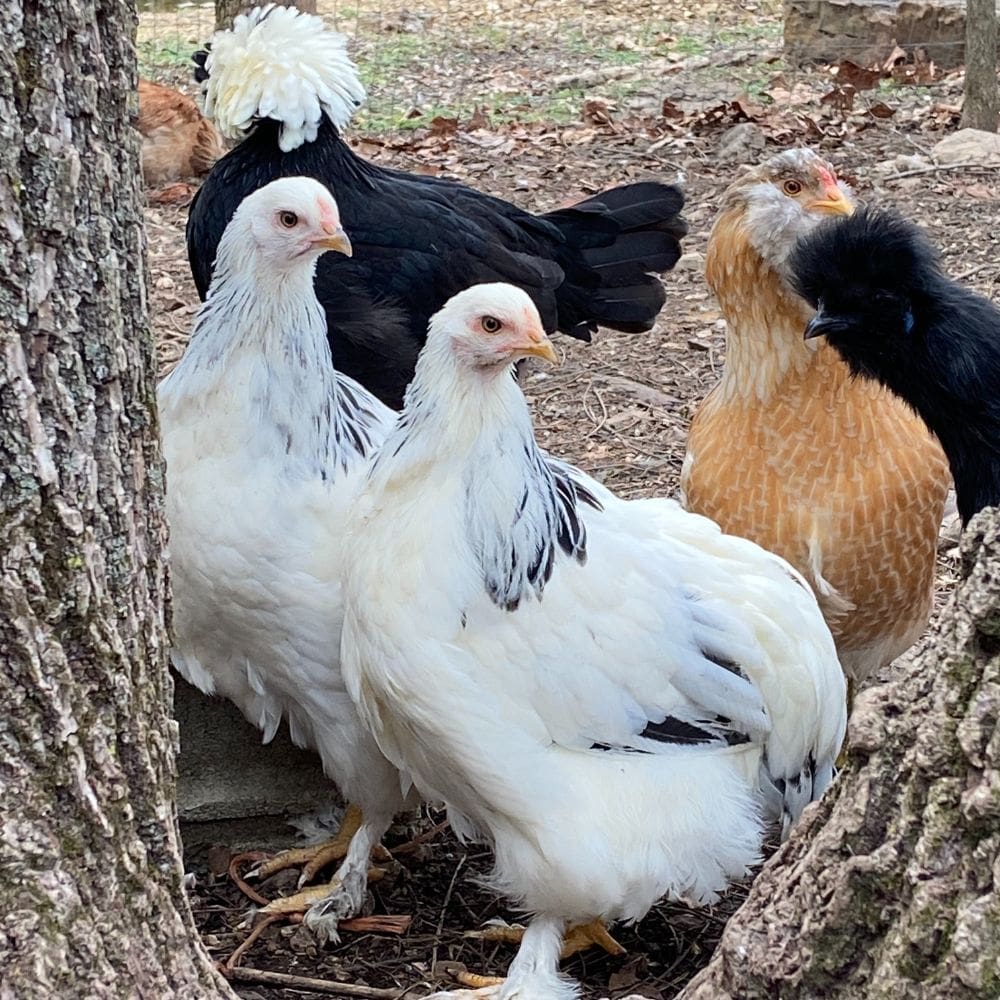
[471,917,624,960]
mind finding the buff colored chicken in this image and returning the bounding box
[138,78,223,190]
[682,149,950,687]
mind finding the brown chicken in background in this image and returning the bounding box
[137,78,223,196]
[682,148,950,687]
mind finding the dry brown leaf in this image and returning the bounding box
[661,97,686,120]
[467,106,489,130]
[410,163,443,176]
[800,115,827,138]
[582,97,617,127]
[821,84,855,111]
[867,101,896,119]
[429,115,459,136]
[883,45,907,71]
[962,183,995,200]
[835,59,882,91]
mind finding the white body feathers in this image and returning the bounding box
[158,180,408,935]
[205,4,366,150]
[340,287,847,967]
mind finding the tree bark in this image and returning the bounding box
[962,0,999,131]
[215,0,316,33]
[0,0,235,996]
[676,509,1000,1000]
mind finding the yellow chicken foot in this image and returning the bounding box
[256,865,386,920]
[470,918,625,960]
[560,919,626,959]
[454,973,506,989]
[251,803,389,886]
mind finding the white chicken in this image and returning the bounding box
[158,176,409,937]
[340,284,848,1000]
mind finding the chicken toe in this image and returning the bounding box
[251,803,364,886]
[473,918,624,960]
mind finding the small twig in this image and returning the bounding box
[223,912,293,970]
[391,819,450,857]
[888,160,995,178]
[954,262,995,281]
[431,853,467,974]
[222,966,408,998]
[228,851,271,906]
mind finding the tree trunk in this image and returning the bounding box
[215,0,316,33]
[962,0,998,131]
[0,1,235,996]
[676,509,1000,1000]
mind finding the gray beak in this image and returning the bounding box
[804,310,851,340]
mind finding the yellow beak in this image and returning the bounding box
[313,227,353,256]
[518,332,558,364]
[807,187,854,216]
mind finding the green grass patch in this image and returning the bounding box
[138,36,199,75]
[357,80,648,135]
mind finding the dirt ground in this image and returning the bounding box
[146,2,999,995]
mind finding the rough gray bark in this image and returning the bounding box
[676,509,1000,1000]
[215,0,315,33]
[963,0,999,130]
[0,1,235,996]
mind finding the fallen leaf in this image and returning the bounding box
[962,183,995,200]
[883,45,907,71]
[429,115,458,136]
[661,96,686,120]
[867,101,896,119]
[835,59,882,91]
[821,84,856,111]
[582,97,617,126]
[467,105,489,130]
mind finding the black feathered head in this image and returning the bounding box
[788,208,943,379]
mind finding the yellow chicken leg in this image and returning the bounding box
[257,865,386,919]
[252,803,367,885]
[560,918,626,959]
[454,973,506,989]
[469,917,624,960]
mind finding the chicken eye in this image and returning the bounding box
[782,179,803,196]
[278,211,299,228]
[481,315,503,334]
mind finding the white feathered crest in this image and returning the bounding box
[205,4,367,151]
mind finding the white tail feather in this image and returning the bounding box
[205,4,366,151]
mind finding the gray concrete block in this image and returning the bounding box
[174,673,338,856]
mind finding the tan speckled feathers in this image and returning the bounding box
[683,184,950,683]
[137,79,224,187]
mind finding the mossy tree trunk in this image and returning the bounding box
[676,509,1000,1000]
[0,0,235,996]
[962,0,999,131]
[214,0,315,33]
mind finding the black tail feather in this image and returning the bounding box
[548,181,685,336]
[192,47,210,85]
[571,181,686,233]
[583,230,683,280]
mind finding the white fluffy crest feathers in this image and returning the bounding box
[205,4,366,151]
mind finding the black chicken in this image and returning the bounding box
[187,5,686,408]
[791,207,999,526]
